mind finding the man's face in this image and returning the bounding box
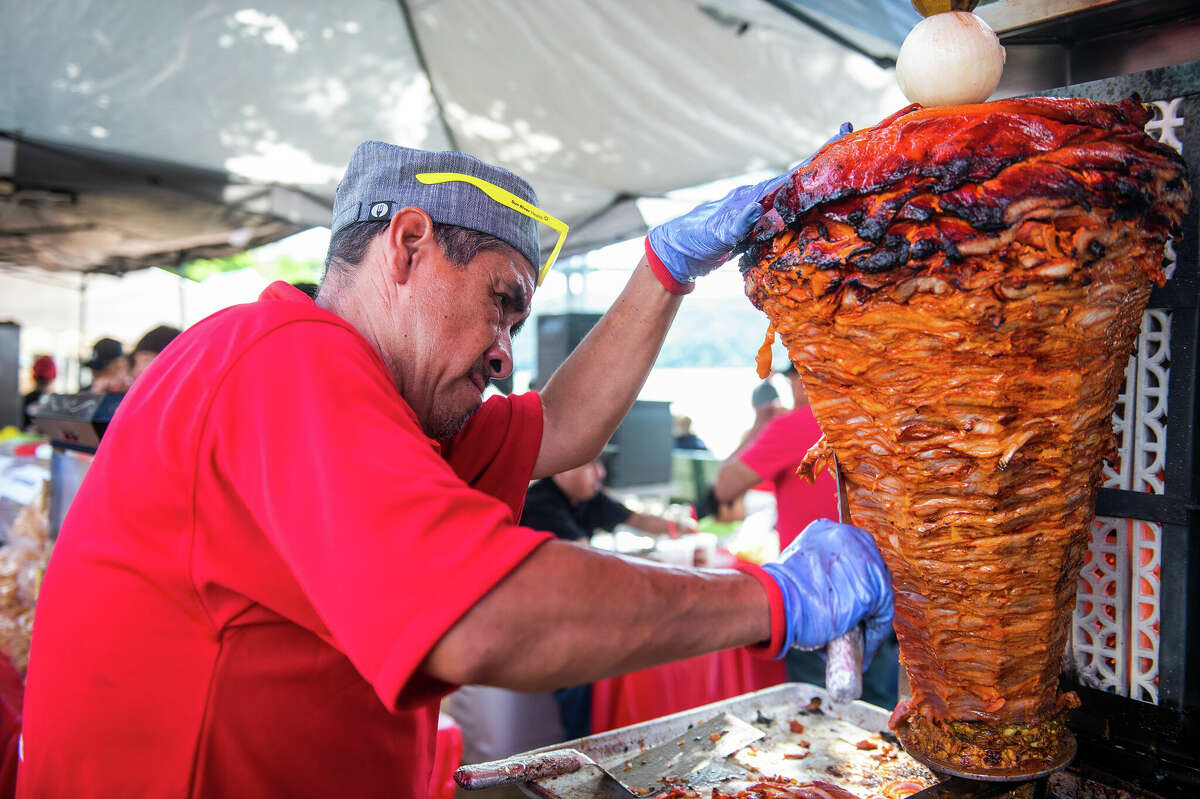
[91,358,131,394]
[130,350,156,380]
[397,240,535,441]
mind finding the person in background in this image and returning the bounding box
[521,458,696,542]
[736,379,786,453]
[714,363,836,549]
[713,362,899,707]
[290,282,320,299]
[696,485,746,532]
[81,337,129,394]
[128,325,182,382]
[22,356,56,430]
[672,415,708,452]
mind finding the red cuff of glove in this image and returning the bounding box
[644,238,695,296]
[733,561,787,659]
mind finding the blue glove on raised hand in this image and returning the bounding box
[644,173,788,295]
[645,122,854,295]
[761,518,894,668]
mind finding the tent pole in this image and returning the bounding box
[77,274,87,392]
[396,0,461,151]
[758,0,897,69]
[176,255,187,328]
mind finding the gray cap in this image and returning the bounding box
[331,141,542,271]
[751,380,779,409]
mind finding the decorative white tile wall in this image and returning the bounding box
[1071,96,1183,705]
[1073,517,1162,704]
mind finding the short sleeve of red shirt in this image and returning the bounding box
[198,319,550,710]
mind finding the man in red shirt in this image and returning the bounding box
[19,142,893,799]
[715,364,838,551]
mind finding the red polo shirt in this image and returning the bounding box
[19,282,551,799]
[738,407,838,549]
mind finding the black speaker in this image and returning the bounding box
[605,400,673,489]
[0,323,19,429]
[535,313,602,386]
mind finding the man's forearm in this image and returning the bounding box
[421,540,771,691]
[533,257,681,478]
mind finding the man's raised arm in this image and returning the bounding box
[533,257,679,478]
[532,125,855,479]
[532,174,790,479]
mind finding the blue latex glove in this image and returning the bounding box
[762,518,894,668]
[646,122,854,288]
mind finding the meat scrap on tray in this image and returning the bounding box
[739,96,1190,776]
[661,777,860,798]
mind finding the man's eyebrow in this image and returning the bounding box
[503,279,530,315]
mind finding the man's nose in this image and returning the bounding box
[485,331,514,380]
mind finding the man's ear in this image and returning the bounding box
[382,207,436,285]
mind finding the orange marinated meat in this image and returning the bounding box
[740,96,1189,774]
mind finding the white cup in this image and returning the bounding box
[653,537,696,566]
[692,533,718,567]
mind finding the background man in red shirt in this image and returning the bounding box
[20,142,893,799]
[714,363,839,551]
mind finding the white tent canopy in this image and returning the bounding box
[1,0,914,274]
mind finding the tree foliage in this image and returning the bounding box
[175,252,322,285]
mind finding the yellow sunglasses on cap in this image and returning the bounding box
[415,172,568,286]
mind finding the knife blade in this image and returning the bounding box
[825,454,864,704]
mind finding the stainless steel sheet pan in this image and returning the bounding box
[513,682,938,798]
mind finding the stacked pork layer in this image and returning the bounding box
[740,97,1189,773]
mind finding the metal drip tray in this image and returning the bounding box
[510,683,939,798]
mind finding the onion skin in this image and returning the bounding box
[896,12,1006,107]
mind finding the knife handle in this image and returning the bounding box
[454,749,590,789]
[825,625,864,704]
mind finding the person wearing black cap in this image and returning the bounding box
[81,337,130,393]
[21,141,892,798]
[129,325,182,382]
